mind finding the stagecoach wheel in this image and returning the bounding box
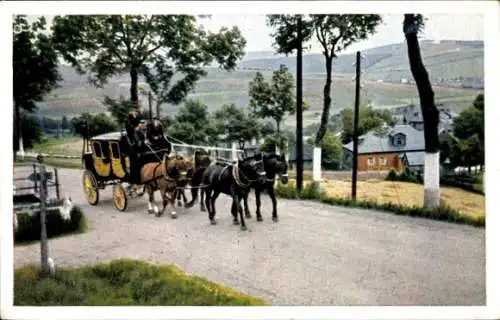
[113,184,128,212]
[82,170,99,205]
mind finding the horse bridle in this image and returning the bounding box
[233,159,266,187]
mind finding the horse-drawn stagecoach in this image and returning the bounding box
[81,131,171,212]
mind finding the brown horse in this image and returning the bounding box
[140,153,194,218]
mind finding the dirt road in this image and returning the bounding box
[13,167,485,306]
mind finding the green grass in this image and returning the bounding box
[14,259,268,306]
[275,181,485,228]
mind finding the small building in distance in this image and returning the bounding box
[343,124,425,173]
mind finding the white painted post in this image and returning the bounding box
[231,142,238,161]
[18,136,25,160]
[251,138,256,146]
[424,152,440,208]
[313,147,322,182]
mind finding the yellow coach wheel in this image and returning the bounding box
[113,184,128,212]
[83,170,99,205]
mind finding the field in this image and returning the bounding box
[317,179,484,219]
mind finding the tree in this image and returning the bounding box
[214,104,261,149]
[248,65,296,137]
[267,14,382,145]
[340,106,395,144]
[452,93,484,170]
[71,113,118,138]
[61,116,70,130]
[52,15,246,105]
[403,14,440,208]
[13,15,61,158]
[103,95,135,127]
[167,99,217,145]
[307,129,344,170]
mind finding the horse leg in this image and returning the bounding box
[146,186,155,215]
[243,189,252,219]
[235,194,247,231]
[200,188,206,212]
[232,198,240,225]
[255,188,263,222]
[209,189,220,225]
[176,189,183,207]
[269,186,279,222]
[169,189,178,219]
[181,189,188,205]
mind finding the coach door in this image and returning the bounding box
[109,141,126,178]
[91,141,111,177]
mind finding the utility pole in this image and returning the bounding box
[296,15,304,192]
[351,51,361,201]
[148,91,153,121]
[38,160,49,274]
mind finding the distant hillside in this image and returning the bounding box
[35,40,483,127]
[239,40,484,87]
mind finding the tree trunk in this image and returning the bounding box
[14,101,22,162]
[315,56,333,145]
[405,21,440,209]
[130,67,139,103]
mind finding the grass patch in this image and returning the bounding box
[15,206,88,245]
[14,259,267,306]
[15,156,82,170]
[275,181,485,228]
[29,136,82,157]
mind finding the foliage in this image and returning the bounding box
[307,129,344,170]
[275,182,484,227]
[13,15,61,154]
[452,93,484,167]
[13,115,44,150]
[267,14,383,145]
[385,168,421,184]
[248,65,296,134]
[14,259,267,306]
[440,173,484,195]
[103,95,136,125]
[167,100,218,145]
[15,205,87,244]
[340,106,395,144]
[214,104,261,148]
[13,15,61,112]
[260,133,289,153]
[51,15,246,103]
[71,113,118,138]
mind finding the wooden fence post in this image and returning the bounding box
[39,165,49,274]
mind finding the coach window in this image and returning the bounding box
[111,142,120,159]
[92,142,103,158]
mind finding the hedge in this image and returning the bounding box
[15,205,87,244]
[275,182,484,228]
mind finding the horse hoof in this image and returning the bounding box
[148,209,154,215]
[200,207,206,212]
[210,219,217,225]
[241,225,248,231]
[155,212,162,217]
[171,213,178,219]
[183,203,190,208]
[177,201,182,207]
[272,217,279,223]
[257,216,263,222]
[233,220,240,225]
[245,213,252,219]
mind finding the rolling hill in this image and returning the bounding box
[35,40,483,129]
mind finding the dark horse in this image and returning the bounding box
[241,153,289,223]
[199,153,267,230]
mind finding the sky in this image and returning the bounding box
[28,13,484,55]
[200,14,484,54]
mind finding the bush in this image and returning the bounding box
[275,182,484,228]
[14,259,268,306]
[385,168,420,183]
[15,205,87,244]
[440,173,484,195]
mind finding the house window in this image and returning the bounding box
[379,156,387,166]
[367,157,374,166]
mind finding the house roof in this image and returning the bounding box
[404,151,425,166]
[343,124,425,154]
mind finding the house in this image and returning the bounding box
[343,124,425,172]
[288,137,314,169]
